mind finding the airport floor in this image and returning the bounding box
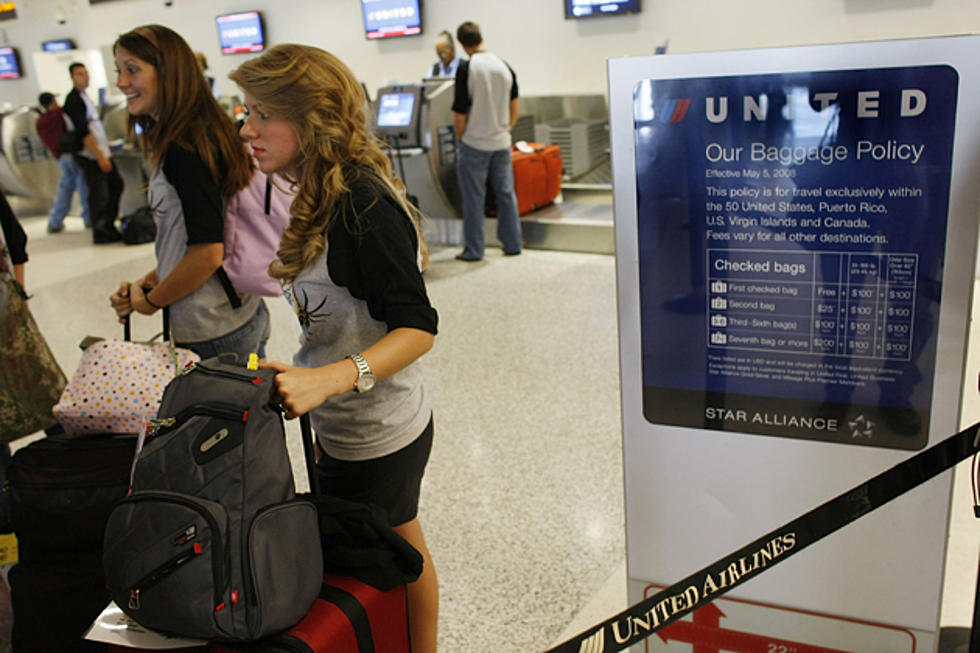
[6,200,980,652]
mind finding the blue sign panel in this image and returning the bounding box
[634,66,957,449]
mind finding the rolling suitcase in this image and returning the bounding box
[8,434,137,652]
[511,142,562,215]
[10,314,172,653]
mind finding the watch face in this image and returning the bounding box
[357,374,376,392]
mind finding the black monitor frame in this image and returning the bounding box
[0,47,22,80]
[361,0,423,40]
[564,0,641,19]
[216,10,266,54]
[42,38,76,52]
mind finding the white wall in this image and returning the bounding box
[1,0,979,109]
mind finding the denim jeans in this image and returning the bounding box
[48,154,90,229]
[177,299,271,363]
[456,141,523,259]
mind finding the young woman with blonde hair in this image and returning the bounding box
[229,45,439,652]
[109,24,269,360]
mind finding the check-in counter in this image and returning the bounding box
[0,106,60,199]
[0,103,147,216]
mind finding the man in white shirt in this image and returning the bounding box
[451,21,522,261]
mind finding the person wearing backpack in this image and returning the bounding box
[107,25,270,360]
[230,45,439,653]
[35,92,90,233]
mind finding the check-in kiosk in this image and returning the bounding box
[0,106,60,199]
[373,81,461,219]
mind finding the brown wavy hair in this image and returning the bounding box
[113,25,252,196]
[228,44,425,284]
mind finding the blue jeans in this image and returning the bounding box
[456,141,523,259]
[177,299,271,363]
[49,154,90,229]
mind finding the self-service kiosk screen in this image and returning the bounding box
[216,11,265,54]
[0,48,21,80]
[565,0,640,18]
[362,0,422,39]
[377,92,417,127]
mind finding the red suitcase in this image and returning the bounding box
[210,574,410,653]
[511,142,562,215]
[108,572,410,653]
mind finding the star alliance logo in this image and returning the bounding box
[849,414,874,439]
[578,627,605,653]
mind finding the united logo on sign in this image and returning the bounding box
[658,98,692,123]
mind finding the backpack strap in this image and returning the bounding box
[215,266,242,309]
[265,176,272,214]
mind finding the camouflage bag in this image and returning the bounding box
[0,256,67,441]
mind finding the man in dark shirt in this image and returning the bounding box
[36,92,90,233]
[63,62,123,244]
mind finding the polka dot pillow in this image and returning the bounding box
[53,340,199,436]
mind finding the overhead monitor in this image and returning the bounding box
[361,0,422,39]
[374,85,423,146]
[216,11,265,54]
[0,47,21,80]
[42,39,76,52]
[565,0,640,19]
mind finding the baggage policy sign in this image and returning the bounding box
[635,65,957,450]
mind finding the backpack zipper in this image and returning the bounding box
[179,361,263,383]
[120,492,228,611]
[128,542,203,610]
[148,403,246,438]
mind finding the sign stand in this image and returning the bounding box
[609,36,980,651]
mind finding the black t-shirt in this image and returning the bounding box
[326,180,438,334]
[161,143,225,245]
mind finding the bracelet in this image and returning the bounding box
[144,293,163,310]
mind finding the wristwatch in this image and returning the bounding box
[348,353,376,393]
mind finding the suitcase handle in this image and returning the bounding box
[300,414,321,495]
[123,289,170,343]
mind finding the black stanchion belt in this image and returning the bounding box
[547,421,980,653]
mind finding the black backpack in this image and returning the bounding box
[119,206,156,245]
[57,129,82,155]
[103,358,322,642]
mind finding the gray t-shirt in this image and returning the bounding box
[452,50,519,152]
[284,180,438,461]
[149,145,258,343]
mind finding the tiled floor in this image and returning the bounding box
[7,202,978,651]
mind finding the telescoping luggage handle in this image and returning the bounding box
[299,414,321,496]
[122,301,170,344]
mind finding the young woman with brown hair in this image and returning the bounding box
[229,45,439,652]
[108,24,269,359]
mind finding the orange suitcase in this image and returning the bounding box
[511,142,562,215]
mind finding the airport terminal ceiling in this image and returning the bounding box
[2,0,980,110]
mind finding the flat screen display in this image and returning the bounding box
[0,47,21,80]
[362,0,422,39]
[377,92,416,127]
[565,0,640,18]
[216,11,265,54]
[42,39,76,52]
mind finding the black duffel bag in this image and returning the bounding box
[119,205,156,245]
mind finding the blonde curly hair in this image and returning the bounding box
[229,44,425,284]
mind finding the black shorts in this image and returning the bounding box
[314,415,433,526]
